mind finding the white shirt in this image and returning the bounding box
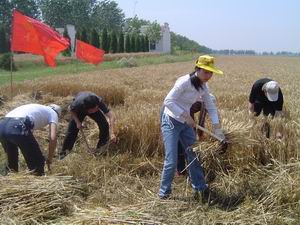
[164,74,219,124]
[6,104,58,130]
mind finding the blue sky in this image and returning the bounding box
[114,0,300,52]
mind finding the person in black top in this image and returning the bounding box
[249,78,283,117]
[249,78,284,138]
[60,91,116,158]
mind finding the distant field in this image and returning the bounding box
[0,52,199,85]
[0,55,300,224]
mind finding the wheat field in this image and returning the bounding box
[0,55,300,224]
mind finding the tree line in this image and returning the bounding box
[73,27,149,54]
[170,32,212,54]
[0,0,159,54]
[212,49,300,56]
[0,0,214,55]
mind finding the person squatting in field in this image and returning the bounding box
[159,55,225,201]
[59,91,116,159]
[248,78,284,138]
[0,103,61,175]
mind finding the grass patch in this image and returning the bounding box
[0,53,198,85]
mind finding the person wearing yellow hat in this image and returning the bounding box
[248,78,284,138]
[159,55,225,201]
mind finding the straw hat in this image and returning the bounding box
[195,55,223,75]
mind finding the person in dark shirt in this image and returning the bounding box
[60,91,116,158]
[249,78,284,138]
[249,78,283,117]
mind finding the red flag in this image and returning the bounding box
[76,40,105,65]
[11,10,69,67]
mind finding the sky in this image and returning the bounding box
[114,0,300,53]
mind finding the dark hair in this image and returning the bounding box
[83,95,100,109]
[189,67,203,91]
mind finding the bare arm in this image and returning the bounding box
[47,123,57,167]
[69,106,82,129]
[248,102,254,113]
[105,111,117,142]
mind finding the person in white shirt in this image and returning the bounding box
[159,55,225,201]
[176,94,217,176]
[0,103,61,175]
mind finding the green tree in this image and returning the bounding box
[81,28,88,43]
[170,32,211,53]
[0,53,17,71]
[118,32,124,53]
[109,30,118,53]
[11,0,40,19]
[140,35,145,52]
[39,0,94,29]
[91,0,125,32]
[124,15,150,35]
[0,0,12,32]
[69,0,94,30]
[135,35,141,52]
[101,28,109,53]
[0,26,8,53]
[91,29,100,48]
[130,34,136,52]
[125,33,131,53]
[144,35,149,52]
[39,0,71,27]
[145,21,161,46]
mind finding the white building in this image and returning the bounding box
[56,24,76,54]
[141,22,171,54]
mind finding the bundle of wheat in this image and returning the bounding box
[193,118,259,179]
[0,173,85,224]
[60,204,166,225]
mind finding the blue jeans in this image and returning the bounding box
[0,117,45,175]
[159,113,207,197]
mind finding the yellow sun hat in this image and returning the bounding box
[195,55,223,75]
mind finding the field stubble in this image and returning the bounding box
[0,56,300,224]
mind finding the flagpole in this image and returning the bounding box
[10,51,14,100]
[71,38,78,74]
[10,9,15,101]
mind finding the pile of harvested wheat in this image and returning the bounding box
[0,173,85,224]
[60,204,166,225]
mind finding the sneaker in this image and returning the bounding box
[159,194,170,200]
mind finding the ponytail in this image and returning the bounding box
[189,69,203,91]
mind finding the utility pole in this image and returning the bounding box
[133,0,138,16]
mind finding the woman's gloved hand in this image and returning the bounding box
[214,128,225,141]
